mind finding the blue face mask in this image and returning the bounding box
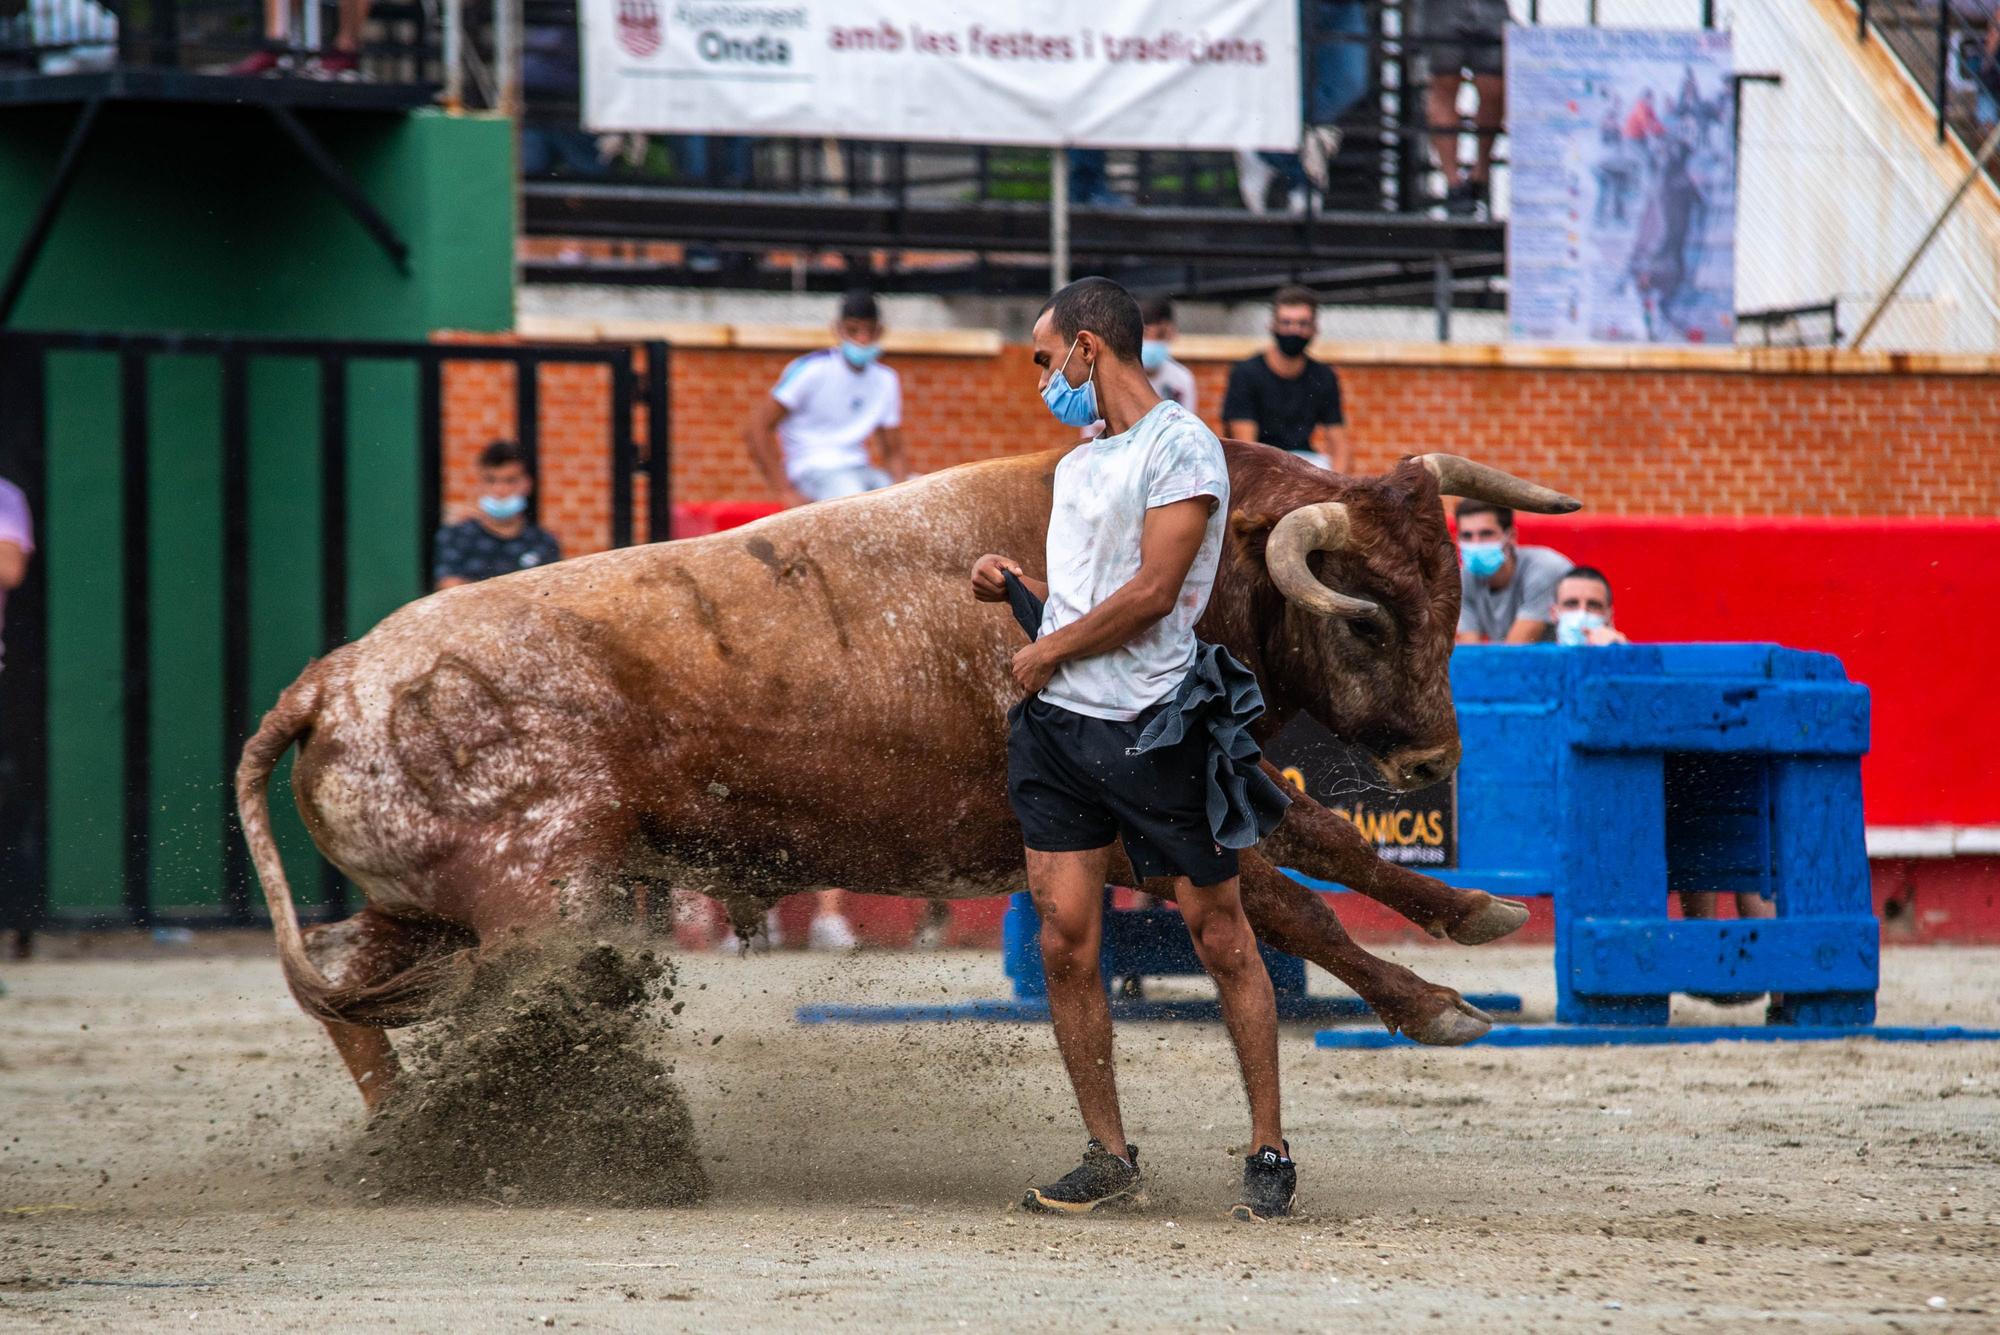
[1461,540,1506,580]
[1140,339,1170,372]
[1556,609,1608,646]
[839,339,880,370]
[1040,337,1099,427]
[479,493,528,521]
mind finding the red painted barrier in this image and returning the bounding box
[1512,515,1999,828]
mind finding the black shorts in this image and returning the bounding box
[1006,694,1238,887]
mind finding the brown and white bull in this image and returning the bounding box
[236,446,1578,1108]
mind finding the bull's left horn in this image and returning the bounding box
[1265,502,1385,621]
[1416,454,1582,514]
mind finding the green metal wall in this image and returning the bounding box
[1,106,514,918]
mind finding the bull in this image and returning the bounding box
[236,445,1578,1108]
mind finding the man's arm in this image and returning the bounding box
[1455,628,1486,645]
[0,540,27,591]
[1011,496,1213,692]
[1502,557,1566,644]
[875,425,909,482]
[972,555,1047,603]
[1314,425,1353,472]
[1501,617,1549,645]
[744,396,807,507]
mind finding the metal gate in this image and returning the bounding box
[0,329,670,934]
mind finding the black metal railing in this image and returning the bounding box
[0,328,669,934]
[1853,0,1999,155]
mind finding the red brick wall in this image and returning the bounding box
[441,340,2000,558]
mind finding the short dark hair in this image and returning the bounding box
[1139,296,1176,326]
[1272,284,1321,312]
[1454,500,1515,531]
[1038,276,1144,362]
[838,288,880,323]
[478,439,530,473]
[1560,565,1614,604]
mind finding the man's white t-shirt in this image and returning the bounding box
[1039,399,1230,722]
[771,350,901,484]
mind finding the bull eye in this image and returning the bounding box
[1350,614,1388,646]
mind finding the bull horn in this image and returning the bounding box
[1265,502,1385,621]
[1416,454,1582,514]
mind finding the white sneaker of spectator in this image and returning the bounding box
[719,912,783,955]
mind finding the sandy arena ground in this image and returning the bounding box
[3,933,1998,1332]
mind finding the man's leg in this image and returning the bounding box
[1471,72,1505,185]
[1176,875,1282,1154]
[1427,73,1464,187]
[1026,844,1125,1153]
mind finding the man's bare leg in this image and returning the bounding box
[1175,875,1282,1153]
[1027,844,1126,1153]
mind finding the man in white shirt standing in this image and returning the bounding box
[971,277,1295,1222]
[744,289,908,508]
[740,289,910,951]
[1138,297,1197,416]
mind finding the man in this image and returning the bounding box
[433,441,563,590]
[0,474,34,960]
[1139,297,1197,415]
[1221,286,1349,472]
[744,289,908,507]
[1453,500,1570,645]
[971,277,1295,1222]
[0,474,30,680]
[1410,0,1508,215]
[1551,565,1630,647]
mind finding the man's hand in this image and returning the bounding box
[971,553,1025,602]
[1012,640,1060,693]
[1585,624,1629,646]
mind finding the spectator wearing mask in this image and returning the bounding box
[433,441,563,590]
[1454,501,1569,645]
[1221,286,1350,471]
[745,288,907,508]
[1551,565,1630,646]
[1138,297,1197,415]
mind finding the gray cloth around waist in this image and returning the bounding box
[1001,571,1290,852]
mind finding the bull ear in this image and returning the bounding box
[1229,509,1278,558]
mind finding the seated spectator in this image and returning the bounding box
[433,441,563,590]
[1551,566,1630,646]
[1139,297,1197,415]
[1221,286,1350,471]
[744,289,907,507]
[1454,501,1569,645]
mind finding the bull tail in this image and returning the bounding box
[235,666,348,1023]
[235,666,471,1029]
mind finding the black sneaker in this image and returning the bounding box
[1022,1139,1142,1214]
[1231,1143,1297,1221]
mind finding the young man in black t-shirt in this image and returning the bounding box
[1220,285,1349,472]
[433,440,563,589]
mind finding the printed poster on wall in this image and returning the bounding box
[1506,24,1737,345]
[1264,714,1457,870]
[582,0,1301,151]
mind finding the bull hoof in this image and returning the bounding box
[1446,893,1530,946]
[1399,994,1494,1046]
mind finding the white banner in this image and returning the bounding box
[581,0,1302,151]
[1506,24,1738,346]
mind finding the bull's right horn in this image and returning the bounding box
[1265,502,1385,621]
[1416,454,1583,514]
